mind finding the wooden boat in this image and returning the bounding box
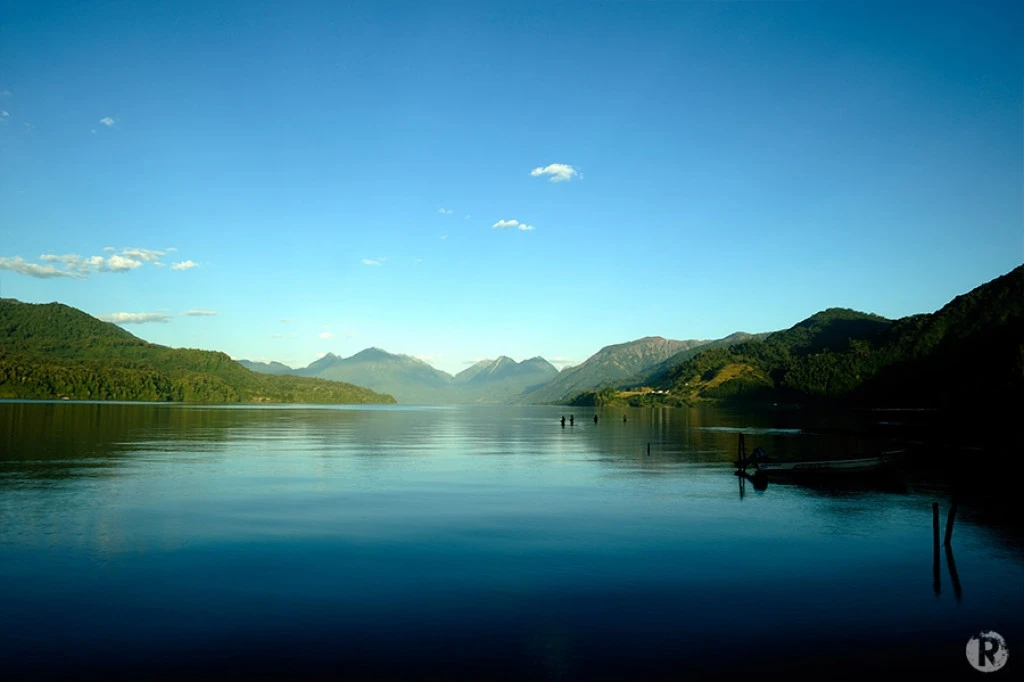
[734,434,904,476]
[752,449,905,474]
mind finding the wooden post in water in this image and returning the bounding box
[944,499,959,547]
[945,543,963,602]
[932,502,941,596]
[647,442,650,456]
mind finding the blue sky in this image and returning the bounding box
[1,1,1021,374]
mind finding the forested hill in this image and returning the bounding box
[655,265,1024,407]
[0,299,396,404]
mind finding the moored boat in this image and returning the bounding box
[752,450,904,474]
[733,434,905,476]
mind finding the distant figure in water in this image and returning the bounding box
[570,415,575,426]
[623,415,627,422]
[560,416,565,427]
[593,414,598,424]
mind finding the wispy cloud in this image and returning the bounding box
[440,235,447,240]
[171,260,198,271]
[4,247,183,279]
[121,247,164,262]
[492,219,535,232]
[549,356,576,368]
[530,163,579,183]
[319,332,335,339]
[183,309,217,317]
[39,252,142,273]
[99,117,115,127]
[437,208,453,215]
[0,256,85,279]
[0,110,8,119]
[361,258,382,266]
[99,312,172,324]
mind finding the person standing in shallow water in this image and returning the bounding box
[560,416,565,428]
[570,415,574,426]
[593,414,598,424]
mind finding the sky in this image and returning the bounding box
[1,0,1021,375]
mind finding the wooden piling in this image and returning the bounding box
[945,543,963,602]
[932,502,941,596]
[944,499,958,547]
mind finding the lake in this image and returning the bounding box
[1,401,1020,680]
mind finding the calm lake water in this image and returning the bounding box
[1,401,1021,680]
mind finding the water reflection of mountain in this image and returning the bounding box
[0,402,431,487]
[3,402,1020,551]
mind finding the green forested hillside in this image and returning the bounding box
[0,299,396,404]
[654,266,1024,407]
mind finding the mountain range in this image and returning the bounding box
[240,351,560,404]
[2,264,1020,409]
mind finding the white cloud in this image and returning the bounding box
[492,219,535,231]
[167,247,178,252]
[438,208,453,215]
[121,247,164,262]
[105,254,143,271]
[183,309,217,316]
[39,253,81,264]
[319,332,335,339]
[99,312,172,324]
[171,260,198,271]
[37,252,143,274]
[99,117,115,127]
[0,256,85,279]
[362,258,382,266]
[25,247,176,277]
[530,163,578,182]
[1,110,8,118]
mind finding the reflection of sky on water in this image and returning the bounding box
[1,402,1022,678]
